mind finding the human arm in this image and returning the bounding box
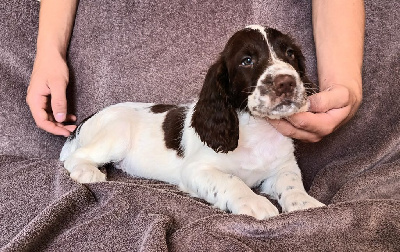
[268,0,365,142]
[26,0,79,136]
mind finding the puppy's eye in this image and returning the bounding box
[241,57,253,66]
[286,48,295,59]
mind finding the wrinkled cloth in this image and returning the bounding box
[1,0,399,251]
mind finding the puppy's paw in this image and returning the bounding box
[231,194,279,220]
[69,165,106,183]
[281,192,325,213]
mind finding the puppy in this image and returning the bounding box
[60,25,324,220]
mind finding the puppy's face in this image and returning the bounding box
[193,25,315,152]
[222,25,312,119]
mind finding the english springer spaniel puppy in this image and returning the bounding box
[60,25,324,220]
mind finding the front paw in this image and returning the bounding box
[281,192,325,213]
[230,194,279,220]
[69,165,106,183]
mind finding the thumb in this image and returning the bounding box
[308,85,350,113]
[50,83,68,123]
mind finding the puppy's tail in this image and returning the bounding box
[59,136,79,162]
[60,113,96,161]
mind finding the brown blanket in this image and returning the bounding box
[1,0,399,251]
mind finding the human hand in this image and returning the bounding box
[26,51,76,137]
[268,84,362,142]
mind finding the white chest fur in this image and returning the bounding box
[218,114,296,187]
[181,107,296,188]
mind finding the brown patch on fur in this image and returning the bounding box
[162,106,187,157]
[150,104,178,113]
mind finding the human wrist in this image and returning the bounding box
[319,73,362,101]
[36,35,69,60]
[317,77,363,119]
[36,0,78,60]
[31,43,69,85]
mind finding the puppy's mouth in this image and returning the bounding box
[269,100,305,118]
[248,98,309,119]
[248,71,310,119]
[275,99,294,107]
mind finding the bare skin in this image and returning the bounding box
[26,0,78,137]
[268,0,365,142]
[26,0,365,142]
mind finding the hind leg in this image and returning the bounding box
[68,161,106,183]
[64,124,130,183]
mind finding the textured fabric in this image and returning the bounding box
[1,0,399,251]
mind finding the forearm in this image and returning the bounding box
[312,0,365,102]
[36,0,78,58]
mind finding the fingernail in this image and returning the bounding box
[55,113,65,122]
[306,99,311,111]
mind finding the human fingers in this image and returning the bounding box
[288,84,356,135]
[42,120,76,137]
[285,105,352,140]
[54,120,77,133]
[64,124,77,133]
[268,84,361,142]
[308,85,351,113]
[268,100,352,143]
[268,117,324,143]
[49,80,69,123]
[58,114,77,133]
[27,80,75,136]
[65,114,77,122]
[28,101,74,137]
[274,85,355,141]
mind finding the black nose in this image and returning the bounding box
[273,75,296,96]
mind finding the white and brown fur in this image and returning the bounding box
[60,25,324,220]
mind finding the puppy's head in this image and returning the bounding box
[225,25,314,118]
[192,25,315,152]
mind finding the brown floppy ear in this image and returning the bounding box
[191,58,239,153]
